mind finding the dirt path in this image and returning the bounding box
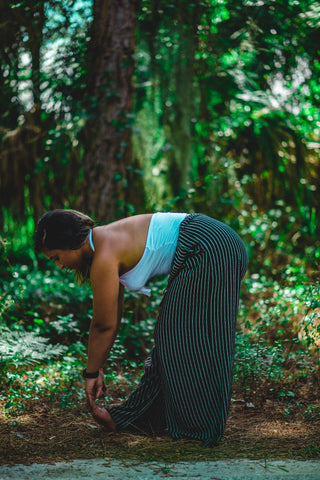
[1,400,319,466]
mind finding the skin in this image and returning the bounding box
[43,213,153,430]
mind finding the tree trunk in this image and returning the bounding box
[82,0,137,222]
[156,2,201,206]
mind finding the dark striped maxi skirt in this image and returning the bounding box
[108,214,248,446]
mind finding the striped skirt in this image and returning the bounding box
[108,214,248,445]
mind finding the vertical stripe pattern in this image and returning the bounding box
[108,214,248,445]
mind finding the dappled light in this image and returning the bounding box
[1,0,320,466]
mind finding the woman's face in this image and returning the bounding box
[43,248,84,272]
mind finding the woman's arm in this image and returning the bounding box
[84,256,124,417]
[86,259,124,373]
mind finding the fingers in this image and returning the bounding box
[96,381,107,399]
[96,385,102,399]
[86,392,96,411]
[85,381,97,410]
[85,377,107,411]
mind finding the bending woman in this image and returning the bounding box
[35,210,248,446]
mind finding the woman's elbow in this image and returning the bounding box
[91,322,115,334]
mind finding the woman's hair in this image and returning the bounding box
[35,209,95,252]
[35,209,95,284]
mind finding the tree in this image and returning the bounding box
[0,0,91,225]
[0,1,49,224]
[0,0,319,227]
[134,0,320,218]
[82,0,138,222]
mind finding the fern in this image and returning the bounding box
[0,324,66,372]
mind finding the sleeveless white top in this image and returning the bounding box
[89,212,187,296]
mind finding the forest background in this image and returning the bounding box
[1,0,320,456]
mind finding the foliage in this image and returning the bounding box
[1,215,320,419]
[234,200,320,274]
[1,0,320,420]
[134,0,320,215]
[2,353,86,414]
[0,0,319,222]
[0,324,66,374]
[233,266,320,408]
[234,332,285,403]
[0,0,92,222]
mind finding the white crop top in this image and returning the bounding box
[119,212,187,295]
[89,212,187,296]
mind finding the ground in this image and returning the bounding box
[1,398,319,466]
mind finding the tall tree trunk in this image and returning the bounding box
[166,26,195,198]
[155,2,201,205]
[82,0,136,222]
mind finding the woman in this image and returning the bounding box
[35,209,248,446]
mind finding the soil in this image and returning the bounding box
[1,398,319,466]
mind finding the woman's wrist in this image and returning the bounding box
[82,367,101,379]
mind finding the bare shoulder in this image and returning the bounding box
[91,214,153,276]
[108,213,153,235]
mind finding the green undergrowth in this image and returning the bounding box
[234,264,320,411]
[1,219,320,421]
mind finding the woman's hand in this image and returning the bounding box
[85,368,106,411]
[84,369,117,431]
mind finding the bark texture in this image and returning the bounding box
[83,0,136,222]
